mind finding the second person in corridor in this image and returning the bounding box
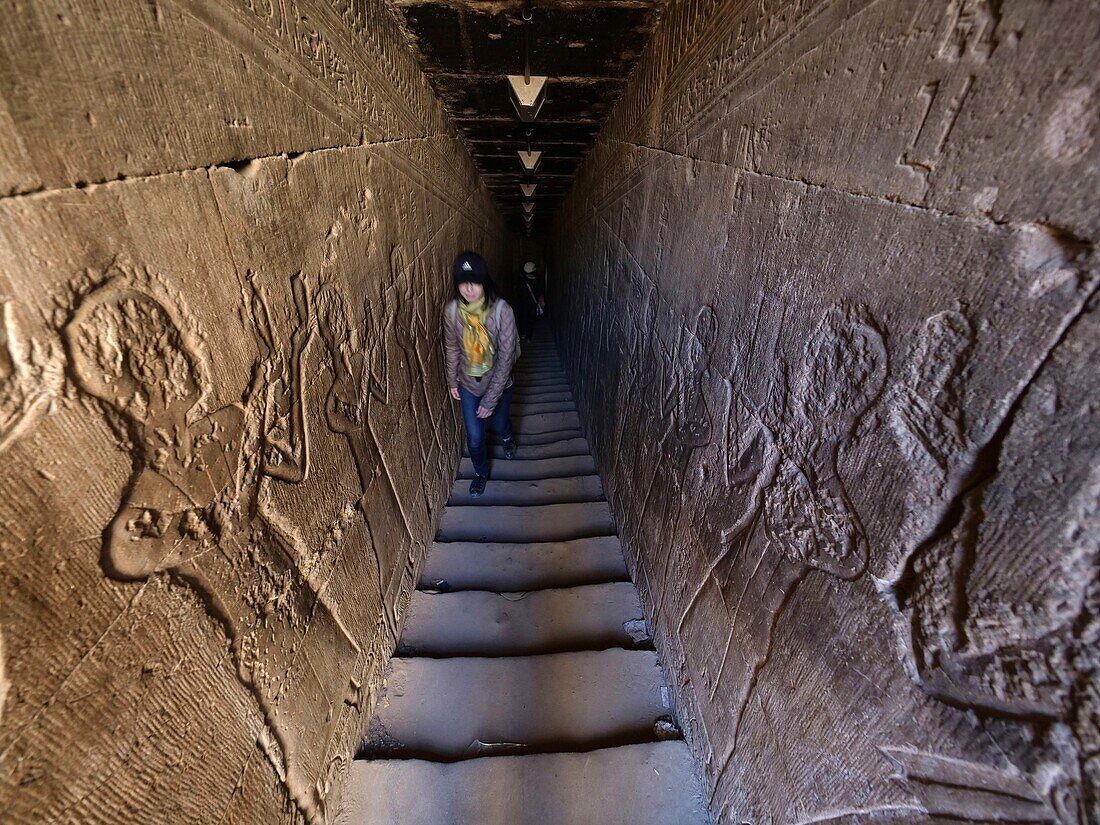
[444,251,519,497]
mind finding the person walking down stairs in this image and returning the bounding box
[444,251,519,498]
[337,330,710,825]
[516,260,546,342]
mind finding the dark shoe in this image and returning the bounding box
[502,438,518,459]
[469,476,487,497]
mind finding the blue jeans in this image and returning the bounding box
[460,381,514,478]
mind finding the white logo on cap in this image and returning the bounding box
[462,261,473,272]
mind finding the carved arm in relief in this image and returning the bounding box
[249,272,314,484]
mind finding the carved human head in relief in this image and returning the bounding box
[64,278,204,430]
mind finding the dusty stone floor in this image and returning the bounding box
[337,331,709,825]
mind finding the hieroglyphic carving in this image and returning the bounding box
[938,0,1002,62]
[898,0,999,194]
[0,299,63,452]
[63,268,358,823]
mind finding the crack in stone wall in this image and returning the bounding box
[550,0,1099,822]
[0,2,505,823]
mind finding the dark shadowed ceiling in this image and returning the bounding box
[388,0,663,234]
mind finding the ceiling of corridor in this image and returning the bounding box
[388,0,664,234]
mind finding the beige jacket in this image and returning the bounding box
[443,298,518,413]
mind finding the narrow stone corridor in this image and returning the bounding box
[1,1,1096,822]
[338,333,709,824]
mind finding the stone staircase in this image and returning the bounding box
[337,335,709,825]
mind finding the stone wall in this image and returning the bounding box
[550,1,1098,822]
[0,2,503,822]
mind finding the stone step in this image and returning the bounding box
[517,359,559,367]
[457,454,596,481]
[510,390,573,405]
[517,377,570,390]
[396,583,648,657]
[514,376,567,387]
[436,501,615,543]
[515,357,563,366]
[472,437,591,461]
[418,537,629,592]
[361,650,671,760]
[511,410,581,434]
[517,363,567,374]
[338,742,708,825]
[447,475,604,506]
[507,427,584,446]
[511,400,576,415]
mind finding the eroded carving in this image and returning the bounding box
[63,268,357,823]
[884,306,1098,724]
[678,302,886,775]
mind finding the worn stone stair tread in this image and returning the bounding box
[504,427,585,446]
[447,474,604,506]
[457,454,596,481]
[514,370,566,381]
[516,364,561,372]
[510,391,574,406]
[397,583,648,656]
[510,400,577,415]
[338,741,708,825]
[436,501,615,543]
[510,411,581,434]
[362,650,670,759]
[514,374,567,382]
[474,437,591,461]
[515,374,570,386]
[417,537,629,591]
[517,379,571,392]
[514,386,572,398]
[510,380,572,393]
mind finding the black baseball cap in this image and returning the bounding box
[452,251,489,287]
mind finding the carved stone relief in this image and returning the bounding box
[549,1,1098,821]
[0,4,504,822]
[62,267,360,821]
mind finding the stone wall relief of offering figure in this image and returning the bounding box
[649,305,721,623]
[63,267,359,824]
[315,282,408,644]
[678,302,886,776]
[871,306,1097,823]
[610,277,657,491]
[388,243,437,500]
[886,305,1097,718]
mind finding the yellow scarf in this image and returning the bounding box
[457,297,494,377]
